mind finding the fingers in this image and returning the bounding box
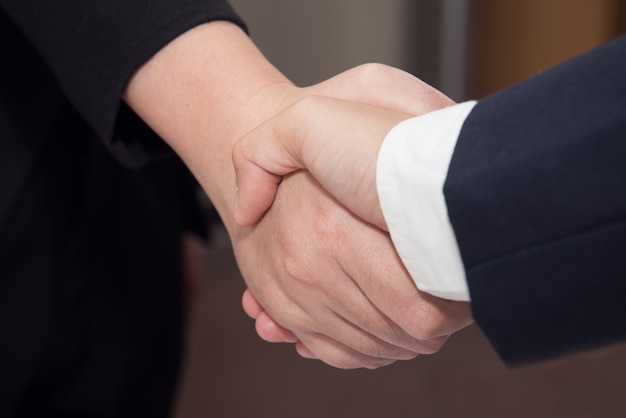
[295,333,403,370]
[234,171,461,369]
[247,285,453,368]
[248,293,451,369]
[241,288,264,318]
[243,289,298,343]
[308,212,467,354]
[233,96,410,230]
[245,291,408,368]
[252,300,417,369]
[294,342,398,370]
[245,291,418,368]
[340,222,474,343]
[244,289,422,365]
[294,342,317,359]
[254,282,424,362]
[255,311,298,343]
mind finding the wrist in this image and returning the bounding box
[124,21,303,231]
[199,81,304,231]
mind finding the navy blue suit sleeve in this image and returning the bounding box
[0,0,245,166]
[444,35,626,364]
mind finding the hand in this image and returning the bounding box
[232,170,473,368]
[232,95,412,230]
[231,76,471,368]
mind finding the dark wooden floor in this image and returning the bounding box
[172,234,626,418]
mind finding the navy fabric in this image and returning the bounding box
[445,35,626,364]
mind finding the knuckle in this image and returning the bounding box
[351,334,416,363]
[403,304,448,341]
[288,95,324,117]
[315,208,351,245]
[416,335,449,355]
[363,358,397,370]
[281,252,316,288]
[351,62,391,82]
[368,343,418,362]
[321,353,380,370]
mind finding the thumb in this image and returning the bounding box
[232,111,306,226]
[232,156,283,226]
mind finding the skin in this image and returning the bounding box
[233,96,412,230]
[232,95,474,359]
[124,21,470,368]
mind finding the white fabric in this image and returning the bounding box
[376,101,477,301]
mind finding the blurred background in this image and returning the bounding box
[172,1,626,417]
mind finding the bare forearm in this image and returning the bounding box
[123,21,298,229]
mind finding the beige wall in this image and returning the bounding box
[228,1,624,99]
[229,0,411,86]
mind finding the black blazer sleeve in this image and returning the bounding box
[0,0,245,166]
[444,35,626,365]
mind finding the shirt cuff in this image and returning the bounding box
[376,101,477,301]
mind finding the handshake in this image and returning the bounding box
[129,23,624,370]
[227,64,474,369]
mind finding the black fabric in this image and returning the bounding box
[1,0,246,166]
[0,114,190,418]
[0,1,243,416]
[444,35,626,365]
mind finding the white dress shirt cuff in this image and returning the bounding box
[376,101,477,301]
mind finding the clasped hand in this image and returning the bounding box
[229,65,473,369]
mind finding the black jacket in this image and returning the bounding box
[0,2,243,417]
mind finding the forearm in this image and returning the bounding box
[124,21,299,230]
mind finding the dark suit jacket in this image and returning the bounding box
[0,1,243,417]
[444,35,626,365]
